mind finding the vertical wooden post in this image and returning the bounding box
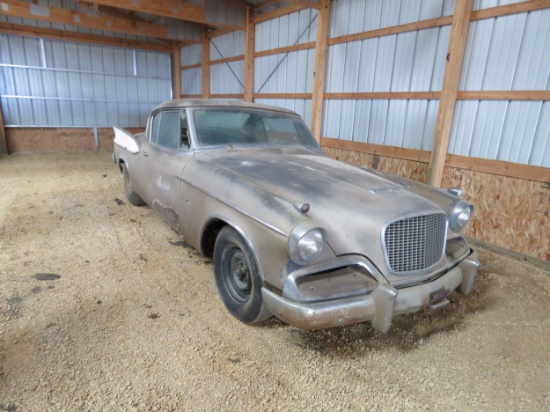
[201,26,210,98]
[310,0,330,142]
[244,5,255,102]
[427,0,473,187]
[172,42,182,100]
[0,102,7,155]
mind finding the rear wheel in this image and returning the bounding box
[122,162,145,206]
[213,226,271,324]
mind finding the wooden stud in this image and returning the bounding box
[207,25,245,39]
[325,92,441,100]
[172,42,182,99]
[427,0,473,187]
[210,94,245,99]
[320,138,431,163]
[0,100,7,155]
[181,63,203,71]
[310,0,330,141]
[328,16,453,46]
[244,6,255,102]
[85,0,206,24]
[201,26,210,99]
[471,0,550,21]
[254,93,312,99]
[254,42,315,58]
[457,90,550,101]
[210,55,244,66]
[254,4,310,24]
[0,22,171,52]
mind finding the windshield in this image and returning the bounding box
[193,109,319,149]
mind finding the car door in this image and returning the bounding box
[140,108,193,232]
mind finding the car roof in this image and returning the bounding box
[153,99,299,117]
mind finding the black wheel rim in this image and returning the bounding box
[223,246,252,303]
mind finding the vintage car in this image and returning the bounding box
[113,99,479,333]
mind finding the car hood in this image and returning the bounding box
[191,149,445,278]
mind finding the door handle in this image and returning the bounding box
[142,151,149,157]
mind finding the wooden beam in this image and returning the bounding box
[254,93,312,99]
[244,6,254,102]
[0,21,171,52]
[328,16,453,46]
[457,90,550,101]
[86,0,205,24]
[254,4,310,24]
[0,100,7,155]
[320,138,431,163]
[427,0,473,187]
[172,43,182,99]
[210,55,244,66]
[207,25,245,39]
[201,26,210,98]
[254,41,315,58]
[0,0,182,41]
[254,0,285,12]
[325,92,441,100]
[445,154,550,184]
[321,137,550,184]
[181,62,202,71]
[210,94,245,99]
[310,0,330,141]
[285,0,321,10]
[181,94,202,98]
[471,0,550,21]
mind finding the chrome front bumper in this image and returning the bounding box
[262,249,479,333]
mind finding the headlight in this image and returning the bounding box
[288,222,325,265]
[450,200,473,232]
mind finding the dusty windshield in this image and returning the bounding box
[193,109,319,149]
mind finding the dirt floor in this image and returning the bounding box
[0,152,549,411]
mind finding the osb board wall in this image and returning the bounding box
[7,128,95,153]
[322,146,550,262]
[6,128,145,153]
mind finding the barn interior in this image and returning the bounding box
[0,0,549,410]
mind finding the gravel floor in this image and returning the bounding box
[0,152,549,412]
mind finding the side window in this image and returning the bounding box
[181,111,190,150]
[150,112,161,143]
[157,111,180,150]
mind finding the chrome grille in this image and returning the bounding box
[384,213,447,273]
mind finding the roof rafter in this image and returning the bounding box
[0,0,199,43]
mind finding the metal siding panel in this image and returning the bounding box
[182,68,202,95]
[255,9,317,52]
[181,44,202,66]
[530,102,550,167]
[513,10,550,90]
[373,35,397,92]
[498,101,541,164]
[392,31,417,91]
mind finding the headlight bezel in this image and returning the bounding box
[288,221,326,265]
[450,200,473,232]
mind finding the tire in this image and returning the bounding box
[213,226,271,324]
[122,162,145,206]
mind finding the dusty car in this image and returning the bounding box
[112,99,479,333]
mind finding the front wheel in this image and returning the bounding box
[213,226,271,324]
[122,162,145,206]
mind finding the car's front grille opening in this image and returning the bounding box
[384,213,447,273]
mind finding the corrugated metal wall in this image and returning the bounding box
[320,0,550,167]
[210,31,245,95]
[449,8,550,167]
[181,44,202,96]
[254,8,318,124]
[0,34,172,127]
